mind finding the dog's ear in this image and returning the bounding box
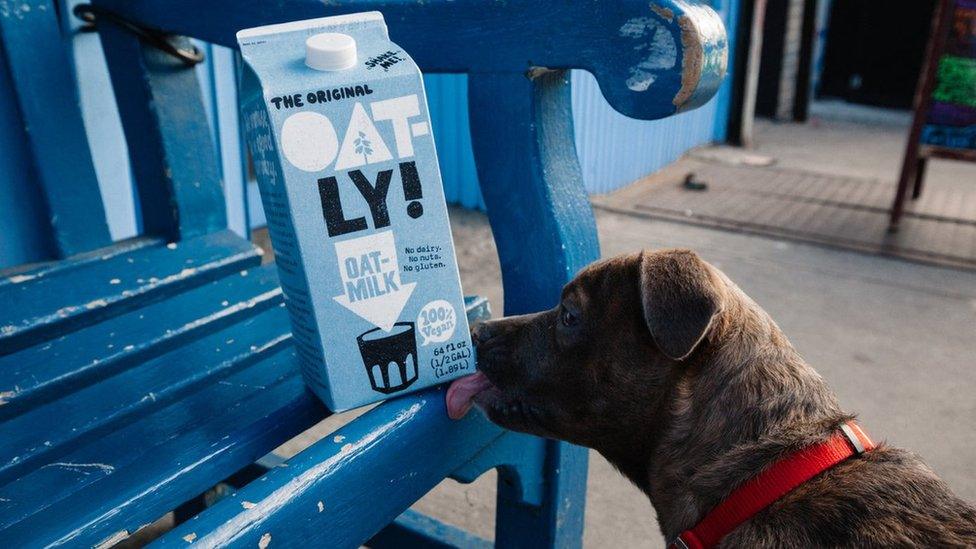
[639,249,723,361]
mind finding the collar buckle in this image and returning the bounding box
[840,422,868,455]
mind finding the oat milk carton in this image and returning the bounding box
[237,13,473,411]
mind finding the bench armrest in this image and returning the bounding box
[92,0,727,120]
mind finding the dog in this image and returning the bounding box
[446,249,976,547]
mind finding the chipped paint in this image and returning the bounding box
[183,532,198,543]
[198,403,422,543]
[526,66,556,80]
[42,462,116,475]
[317,501,324,512]
[85,299,109,310]
[672,3,728,110]
[0,389,17,406]
[673,15,701,107]
[94,530,130,549]
[619,17,677,92]
[240,270,249,277]
[333,435,345,443]
[109,278,121,285]
[167,242,178,250]
[56,305,79,318]
[242,501,256,509]
[258,532,272,548]
[7,273,36,284]
[177,289,282,334]
[651,4,674,22]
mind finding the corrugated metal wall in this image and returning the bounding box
[425,75,485,210]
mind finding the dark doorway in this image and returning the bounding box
[817,0,937,108]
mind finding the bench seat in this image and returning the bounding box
[0,232,489,547]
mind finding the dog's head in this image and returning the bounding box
[446,249,726,448]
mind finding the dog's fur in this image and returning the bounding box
[471,249,976,546]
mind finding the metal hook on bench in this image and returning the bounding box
[72,4,205,67]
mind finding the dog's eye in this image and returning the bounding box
[560,307,579,327]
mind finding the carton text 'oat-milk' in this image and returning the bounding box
[237,13,473,411]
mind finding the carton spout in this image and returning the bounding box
[306,33,358,71]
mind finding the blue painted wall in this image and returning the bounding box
[0,0,736,269]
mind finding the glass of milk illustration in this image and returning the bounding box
[237,13,473,411]
[358,323,418,394]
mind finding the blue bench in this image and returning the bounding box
[0,1,726,546]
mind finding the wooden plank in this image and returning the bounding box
[154,387,506,549]
[93,0,729,122]
[0,237,159,290]
[0,264,282,419]
[468,70,591,547]
[95,22,227,241]
[0,349,324,548]
[0,304,292,484]
[0,231,260,354]
[0,296,489,547]
[0,0,112,257]
[369,509,493,549]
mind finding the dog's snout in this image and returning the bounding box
[471,322,496,347]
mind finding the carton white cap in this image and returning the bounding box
[305,32,357,71]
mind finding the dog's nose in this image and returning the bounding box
[471,322,495,346]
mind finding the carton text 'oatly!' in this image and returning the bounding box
[237,13,473,411]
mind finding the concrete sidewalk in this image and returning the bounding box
[404,203,976,547]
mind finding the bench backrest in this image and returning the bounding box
[0,1,114,261]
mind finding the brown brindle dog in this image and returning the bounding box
[446,249,976,547]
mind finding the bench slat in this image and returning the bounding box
[0,237,159,290]
[0,349,325,548]
[156,387,504,549]
[0,345,312,526]
[0,265,282,420]
[0,0,112,256]
[0,303,292,484]
[0,230,261,354]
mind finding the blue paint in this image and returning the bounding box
[0,2,726,547]
[468,70,596,546]
[0,230,259,354]
[425,74,485,210]
[0,0,112,257]
[0,49,52,269]
[155,379,504,548]
[96,25,228,242]
[59,0,141,242]
[96,0,728,120]
[370,509,493,549]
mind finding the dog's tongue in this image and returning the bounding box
[446,371,493,420]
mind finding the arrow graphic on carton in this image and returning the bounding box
[333,231,415,332]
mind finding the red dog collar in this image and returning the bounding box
[670,422,875,549]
